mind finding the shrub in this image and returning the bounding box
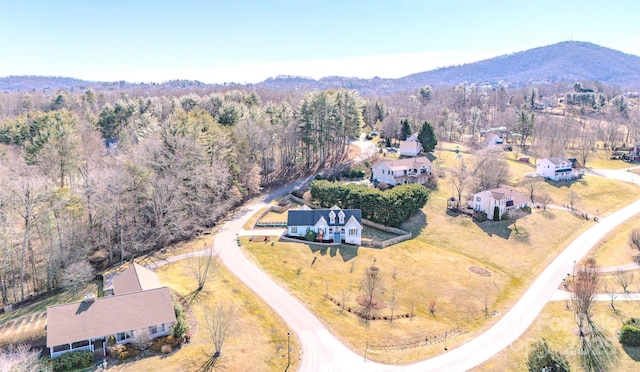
[474,211,487,222]
[108,343,140,360]
[619,324,640,346]
[161,344,172,354]
[521,206,532,213]
[501,213,510,221]
[51,350,94,372]
[150,335,179,352]
[172,316,189,340]
[304,230,317,241]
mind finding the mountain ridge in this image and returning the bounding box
[2,41,640,93]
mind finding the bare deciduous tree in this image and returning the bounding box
[449,160,469,209]
[613,270,634,293]
[203,302,238,358]
[186,246,218,292]
[537,192,553,212]
[339,287,351,313]
[572,259,600,320]
[567,191,581,211]
[472,148,510,192]
[61,260,95,293]
[519,177,544,203]
[630,228,640,250]
[360,265,383,326]
[0,344,48,372]
[388,289,397,324]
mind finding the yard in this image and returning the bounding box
[591,219,640,267]
[120,257,300,372]
[239,143,640,365]
[477,301,640,371]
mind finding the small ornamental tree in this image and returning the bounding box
[526,339,570,372]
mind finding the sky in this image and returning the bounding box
[1,0,640,84]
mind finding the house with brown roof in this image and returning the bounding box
[371,156,432,186]
[46,264,175,358]
[467,187,530,220]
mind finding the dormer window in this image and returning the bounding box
[338,210,345,224]
[329,210,336,224]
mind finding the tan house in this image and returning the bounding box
[371,156,432,186]
[468,187,530,220]
[46,264,175,358]
[399,140,422,157]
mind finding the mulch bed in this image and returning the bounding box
[355,295,386,310]
[468,266,492,277]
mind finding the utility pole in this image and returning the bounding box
[287,332,291,370]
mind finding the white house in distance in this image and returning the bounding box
[468,187,530,220]
[46,264,176,358]
[287,205,362,245]
[371,156,432,186]
[536,157,584,181]
[399,139,422,157]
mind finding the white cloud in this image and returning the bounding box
[76,50,501,84]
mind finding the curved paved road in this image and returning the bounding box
[153,156,640,371]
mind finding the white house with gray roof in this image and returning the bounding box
[536,157,584,181]
[371,156,432,186]
[468,187,530,220]
[287,206,362,245]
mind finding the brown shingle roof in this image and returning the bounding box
[46,287,175,347]
[374,156,432,171]
[112,263,162,295]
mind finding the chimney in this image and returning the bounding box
[84,293,96,303]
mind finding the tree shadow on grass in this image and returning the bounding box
[473,220,513,240]
[622,344,640,361]
[545,178,588,189]
[308,244,359,262]
[398,210,428,238]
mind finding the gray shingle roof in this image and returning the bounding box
[287,208,362,227]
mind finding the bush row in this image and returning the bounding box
[310,180,429,227]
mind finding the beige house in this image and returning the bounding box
[371,156,432,186]
[399,140,422,157]
[468,187,530,220]
[47,264,175,358]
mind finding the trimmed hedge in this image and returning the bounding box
[620,323,640,346]
[51,350,94,372]
[310,180,429,227]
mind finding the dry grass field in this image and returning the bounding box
[121,257,300,372]
[591,219,640,267]
[241,142,640,365]
[477,301,640,371]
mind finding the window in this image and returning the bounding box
[117,331,132,342]
[349,228,357,236]
[291,226,297,234]
[72,340,90,348]
[476,197,481,202]
[53,344,70,353]
[149,325,158,334]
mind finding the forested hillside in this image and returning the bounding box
[0,88,362,304]
[0,75,637,306]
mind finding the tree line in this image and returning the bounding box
[0,88,363,304]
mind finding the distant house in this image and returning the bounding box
[627,141,640,161]
[468,187,530,220]
[287,206,362,245]
[371,156,432,186]
[46,264,175,358]
[485,134,504,147]
[399,139,422,157]
[536,157,584,181]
